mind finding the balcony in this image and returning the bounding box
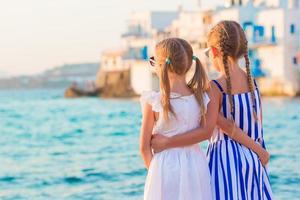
[252,59,266,78]
[244,23,277,49]
[121,25,150,38]
[122,46,149,60]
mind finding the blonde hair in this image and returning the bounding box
[174,38,193,71]
[156,38,209,120]
[208,20,257,120]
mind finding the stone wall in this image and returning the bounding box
[96,69,137,98]
[259,77,300,96]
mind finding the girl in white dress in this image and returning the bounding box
[139,38,213,200]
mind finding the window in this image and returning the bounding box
[290,24,295,34]
[249,49,253,57]
[271,26,276,43]
[243,21,252,30]
[293,57,298,65]
[254,26,264,42]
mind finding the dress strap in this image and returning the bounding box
[212,80,225,94]
[253,79,258,89]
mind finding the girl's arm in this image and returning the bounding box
[217,84,269,166]
[139,103,155,169]
[217,115,269,166]
[151,83,269,165]
[151,83,220,150]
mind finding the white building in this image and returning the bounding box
[99,50,128,72]
[166,10,213,44]
[256,5,300,95]
[130,61,159,94]
[214,0,300,95]
[100,0,300,96]
[121,11,179,94]
[121,11,179,59]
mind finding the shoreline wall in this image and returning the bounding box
[96,69,137,98]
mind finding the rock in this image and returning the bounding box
[98,69,137,98]
[64,69,137,98]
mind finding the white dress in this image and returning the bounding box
[140,91,213,200]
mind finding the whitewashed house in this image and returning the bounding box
[255,1,300,95]
[99,0,300,96]
[121,11,179,94]
[213,0,300,95]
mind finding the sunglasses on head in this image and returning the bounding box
[149,56,156,67]
[204,47,211,58]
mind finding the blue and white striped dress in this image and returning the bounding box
[206,80,273,200]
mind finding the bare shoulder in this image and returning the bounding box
[208,80,222,96]
[215,76,226,87]
[206,81,220,99]
[207,80,223,107]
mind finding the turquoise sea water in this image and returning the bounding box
[0,89,299,200]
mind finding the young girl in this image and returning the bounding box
[151,21,273,200]
[139,38,213,200]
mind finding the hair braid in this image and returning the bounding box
[244,49,258,121]
[237,23,258,121]
[223,53,234,118]
[219,29,234,118]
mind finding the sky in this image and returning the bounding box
[0,0,220,76]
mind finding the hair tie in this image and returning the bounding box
[192,55,198,61]
[165,58,171,65]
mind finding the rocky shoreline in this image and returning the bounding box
[64,69,137,98]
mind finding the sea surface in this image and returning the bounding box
[0,89,299,200]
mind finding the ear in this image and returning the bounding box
[211,47,219,58]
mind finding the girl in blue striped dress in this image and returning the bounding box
[151,21,273,200]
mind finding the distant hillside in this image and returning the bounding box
[43,63,99,77]
[0,70,10,79]
[0,62,100,89]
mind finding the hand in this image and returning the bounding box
[257,147,270,167]
[151,134,169,153]
[144,153,152,170]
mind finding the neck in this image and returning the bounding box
[221,59,240,75]
[168,77,191,95]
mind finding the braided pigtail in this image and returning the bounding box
[223,52,234,118]
[244,51,258,121]
[219,30,234,119]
